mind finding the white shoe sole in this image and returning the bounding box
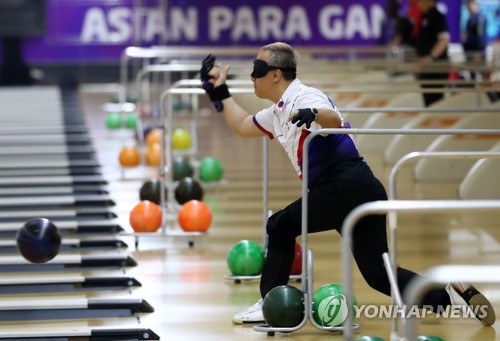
[232,318,265,324]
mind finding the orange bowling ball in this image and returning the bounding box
[129,200,163,232]
[178,200,212,232]
[145,143,161,166]
[118,146,141,167]
[146,129,162,147]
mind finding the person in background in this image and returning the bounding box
[414,0,450,107]
[408,0,423,39]
[462,0,488,63]
[387,0,416,48]
[462,0,492,98]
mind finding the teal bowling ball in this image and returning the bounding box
[110,94,138,104]
[172,97,183,111]
[355,337,386,341]
[417,336,445,341]
[227,240,265,276]
[263,285,305,327]
[126,95,138,104]
[16,218,61,263]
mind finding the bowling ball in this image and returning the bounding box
[290,242,302,275]
[129,200,163,232]
[119,146,141,167]
[178,200,212,232]
[263,285,305,327]
[172,128,191,149]
[125,113,138,129]
[139,179,168,205]
[416,336,445,341]
[16,218,61,264]
[312,283,357,327]
[173,157,194,181]
[199,157,223,182]
[175,177,203,205]
[145,143,161,166]
[146,129,162,147]
[105,112,122,129]
[226,240,265,276]
[172,97,183,111]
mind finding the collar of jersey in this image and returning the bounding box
[275,79,302,111]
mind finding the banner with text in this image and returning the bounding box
[21,0,461,63]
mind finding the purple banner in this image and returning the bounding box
[20,0,461,63]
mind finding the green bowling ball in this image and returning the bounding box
[263,285,304,327]
[173,157,194,181]
[125,113,138,129]
[312,283,357,327]
[227,240,265,276]
[199,156,223,182]
[105,112,122,129]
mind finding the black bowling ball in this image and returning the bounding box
[175,177,204,205]
[16,218,61,264]
[140,179,168,205]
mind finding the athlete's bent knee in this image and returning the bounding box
[266,210,298,251]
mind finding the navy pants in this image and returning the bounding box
[260,157,450,311]
[417,72,448,107]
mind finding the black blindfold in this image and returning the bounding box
[251,59,296,78]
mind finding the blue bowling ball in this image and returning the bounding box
[16,218,61,263]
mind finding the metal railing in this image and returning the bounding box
[387,150,500,338]
[340,201,500,340]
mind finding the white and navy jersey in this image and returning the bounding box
[253,79,360,188]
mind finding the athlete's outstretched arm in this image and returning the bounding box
[220,97,265,137]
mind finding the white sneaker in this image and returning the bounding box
[446,283,496,326]
[232,299,265,324]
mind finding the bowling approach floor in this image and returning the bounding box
[78,85,500,341]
